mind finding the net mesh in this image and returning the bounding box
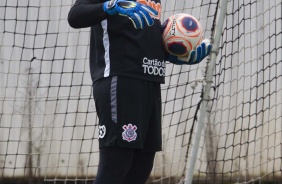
[0,0,281,183]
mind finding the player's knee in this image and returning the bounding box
[93,147,135,184]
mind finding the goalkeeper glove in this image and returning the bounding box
[103,0,158,29]
[167,39,212,65]
[103,0,126,15]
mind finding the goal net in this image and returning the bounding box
[0,0,281,183]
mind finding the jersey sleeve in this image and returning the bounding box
[68,0,108,29]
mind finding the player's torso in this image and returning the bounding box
[90,0,166,84]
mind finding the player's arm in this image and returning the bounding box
[68,0,107,29]
[103,0,158,29]
[68,0,158,29]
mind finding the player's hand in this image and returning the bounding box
[166,54,187,65]
[116,1,158,29]
[188,39,212,64]
[166,39,212,65]
[103,0,127,15]
[103,0,158,29]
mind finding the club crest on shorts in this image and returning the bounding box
[98,125,106,139]
[122,123,137,142]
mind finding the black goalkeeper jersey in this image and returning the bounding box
[68,0,166,84]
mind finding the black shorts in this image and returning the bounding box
[93,76,162,152]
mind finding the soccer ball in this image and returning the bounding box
[162,13,203,57]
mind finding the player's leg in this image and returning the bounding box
[93,147,135,184]
[93,77,162,184]
[121,150,156,184]
[93,76,136,184]
[122,81,162,184]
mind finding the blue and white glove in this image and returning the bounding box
[103,0,126,15]
[167,39,212,65]
[103,0,158,29]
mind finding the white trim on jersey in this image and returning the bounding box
[102,20,110,77]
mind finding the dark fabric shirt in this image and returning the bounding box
[68,0,166,84]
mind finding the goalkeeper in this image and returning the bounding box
[68,0,211,183]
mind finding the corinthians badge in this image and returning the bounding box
[122,123,137,142]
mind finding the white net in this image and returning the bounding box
[0,0,281,183]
